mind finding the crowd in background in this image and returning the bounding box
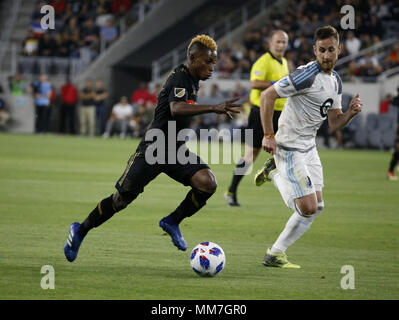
[5,0,399,148]
[19,0,399,79]
[7,73,159,138]
[214,0,399,80]
[4,70,399,150]
[22,0,158,62]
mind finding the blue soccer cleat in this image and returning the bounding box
[64,222,85,262]
[159,216,187,251]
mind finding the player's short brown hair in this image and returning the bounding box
[314,25,339,43]
[187,34,217,57]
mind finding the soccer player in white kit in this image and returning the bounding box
[254,26,363,268]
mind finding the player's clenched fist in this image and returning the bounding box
[262,134,276,155]
[349,94,362,115]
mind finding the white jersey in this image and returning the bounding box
[112,103,133,120]
[274,61,342,150]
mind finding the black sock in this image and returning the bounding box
[389,150,399,172]
[169,188,214,224]
[228,158,249,194]
[79,195,117,237]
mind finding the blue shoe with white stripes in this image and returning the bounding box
[64,222,84,262]
[159,216,187,251]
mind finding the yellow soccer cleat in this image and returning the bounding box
[262,248,301,269]
[254,158,276,186]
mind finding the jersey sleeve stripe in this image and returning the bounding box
[292,64,318,82]
[332,70,342,94]
[295,69,319,85]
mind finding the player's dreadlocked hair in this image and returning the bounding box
[187,34,217,57]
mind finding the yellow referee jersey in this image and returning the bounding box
[249,51,289,111]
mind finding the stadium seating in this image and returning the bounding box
[17,0,160,76]
[380,110,397,149]
[362,112,397,150]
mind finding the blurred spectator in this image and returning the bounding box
[371,0,391,19]
[103,96,133,138]
[148,83,162,105]
[95,0,113,26]
[133,99,155,137]
[367,15,384,38]
[60,77,78,134]
[37,33,56,57]
[230,82,248,100]
[79,79,96,136]
[0,97,10,131]
[34,74,53,134]
[131,82,151,106]
[216,52,236,78]
[63,16,80,38]
[345,31,361,56]
[112,0,132,16]
[359,34,373,51]
[196,84,224,129]
[358,51,383,77]
[100,18,119,48]
[82,18,100,47]
[384,43,399,69]
[70,31,84,58]
[50,0,66,15]
[53,33,70,57]
[347,60,360,77]
[379,93,392,114]
[31,18,46,37]
[22,30,39,56]
[9,74,27,96]
[94,79,108,134]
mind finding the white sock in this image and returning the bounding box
[270,200,324,254]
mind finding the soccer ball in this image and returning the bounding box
[190,242,225,277]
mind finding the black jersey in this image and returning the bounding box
[138,64,199,151]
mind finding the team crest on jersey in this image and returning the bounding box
[174,88,186,98]
[320,98,333,118]
[306,176,312,188]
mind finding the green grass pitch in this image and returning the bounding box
[0,133,398,300]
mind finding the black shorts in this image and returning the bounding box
[115,145,209,197]
[246,105,281,148]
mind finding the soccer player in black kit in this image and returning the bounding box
[64,35,241,261]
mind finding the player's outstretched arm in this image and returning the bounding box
[328,94,363,132]
[169,98,241,118]
[260,86,280,155]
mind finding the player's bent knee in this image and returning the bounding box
[296,202,318,216]
[112,191,137,211]
[302,209,317,216]
[201,180,217,194]
[191,169,217,193]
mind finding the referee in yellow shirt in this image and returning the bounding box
[225,30,289,206]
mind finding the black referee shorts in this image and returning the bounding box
[246,105,281,148]
[115,146,209,199]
